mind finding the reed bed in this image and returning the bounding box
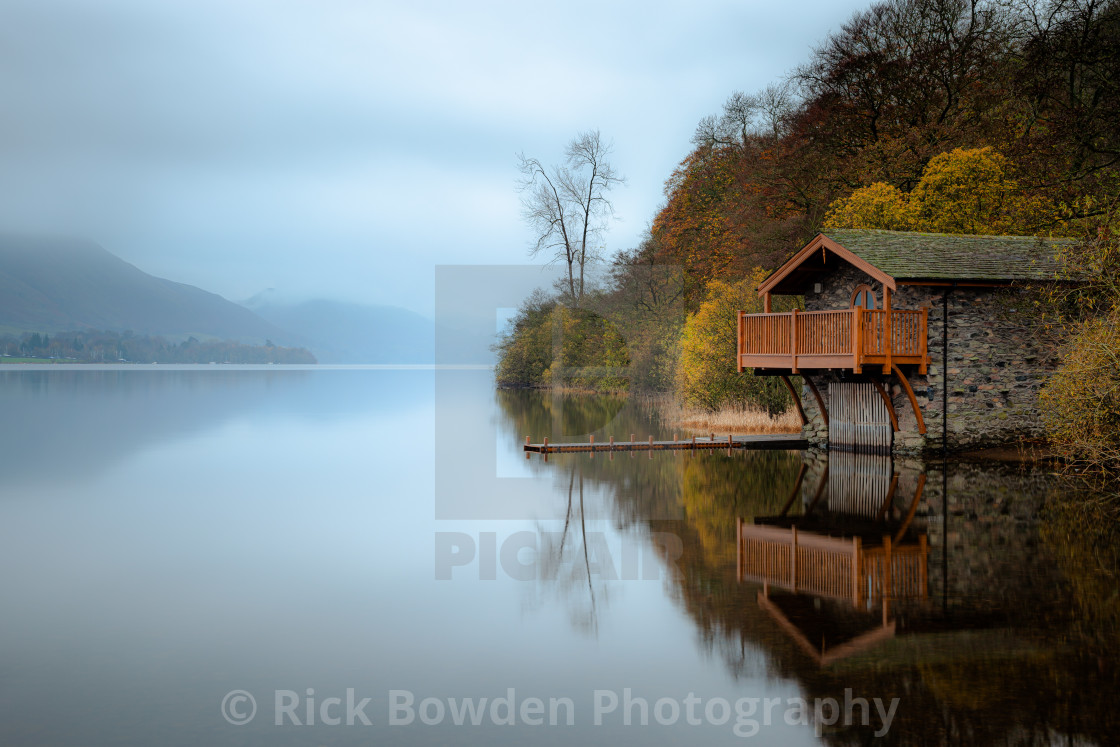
[650,396,803,435]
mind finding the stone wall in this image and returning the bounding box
[795,453,1064,619]
[794,262,1062,454]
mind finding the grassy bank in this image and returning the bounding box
[649,395,802,436]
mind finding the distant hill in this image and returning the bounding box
[0,234,288,343]
[244,291,435,363]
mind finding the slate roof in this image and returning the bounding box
[821,229,1073,281]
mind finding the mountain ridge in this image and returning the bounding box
[0,234,289,343]
[243,293,434,363]
[0,234,440,363]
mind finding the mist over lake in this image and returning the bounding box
[1,366,1116,745]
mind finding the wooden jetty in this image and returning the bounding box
[523,433,808,454]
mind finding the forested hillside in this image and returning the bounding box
[497,0,1119,427]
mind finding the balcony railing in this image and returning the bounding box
[737,307,928,374]
[737,523,928,604]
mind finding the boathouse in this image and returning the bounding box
[737,229,1071,454]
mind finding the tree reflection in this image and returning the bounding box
[497,388,1120,743]
[537,464,600,636]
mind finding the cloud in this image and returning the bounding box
[0,0,869,313]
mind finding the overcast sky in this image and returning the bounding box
[0,0,870,315]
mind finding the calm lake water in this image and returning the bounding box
[1,366,1117,745]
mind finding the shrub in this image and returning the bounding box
[1040,307,1120,470]
[494,291,630,390]
[676,270,794,415]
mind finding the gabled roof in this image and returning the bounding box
[759,229,1074,296]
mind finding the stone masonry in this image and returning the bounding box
[796,262,1063,454]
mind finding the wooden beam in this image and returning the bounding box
[919,534,928,598]
[893,473,927,545]
[779,375,808,425]
[790,526,798,591]
[778,462,810,517]
[852,305,862,374]
[920,307,929,375]
[790,309,799,373]
[876,473,900,521]
[803,376,829,426]
[737,311,745,372]
[819,622,896,666]
[736,516,743,583]
[882,534,893,605]
[897,280,1014,288]
[804,465,829,516]
[758,234,897,297]
[757,591,823,666]
[870,379,900,432]
[883,285,893,374]
[891,364,927,434]
[763,292,772,313]
[852,536,862,603]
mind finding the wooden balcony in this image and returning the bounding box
[736,523,928,605]
[737,307,928,374]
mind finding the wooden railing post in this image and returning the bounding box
[883,287,893,374]
[790,310,799,373]
[737,517,744,583]
[852,306,862,373]
[790,526,798,592]
[852,536,862,604]
[920,306,929,374]
[919,533,928,598]
[882,534,892,602]
[737,311,745,372]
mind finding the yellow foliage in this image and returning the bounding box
[1039,307,1120,469]
[823,147,1061,235]
[1041,481,1120,655]
[676,270,793,414]
[911,148,1021,233]
[823,181,913,230]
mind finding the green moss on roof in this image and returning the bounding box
[821,229,1073,281]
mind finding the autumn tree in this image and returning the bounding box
[650,147,746,301]
[517,131,625,303]
[1012,0,1120,192]
[676,270,794,414]
[650,85,812,307]
[606,234,687,391]
[823,147,1061,234]
[1040,308,1120,469]
[497,0,1120,408]
[1040,197,1120,470]
[821,181,914,231]
[794,0,1012,189]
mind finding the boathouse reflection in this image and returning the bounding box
[736,452,929,665]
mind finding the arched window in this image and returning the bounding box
[850,285,877,310]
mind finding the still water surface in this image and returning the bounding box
[0,366,1116,745]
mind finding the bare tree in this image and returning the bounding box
[517,130,625,303]
[692,83,796,151]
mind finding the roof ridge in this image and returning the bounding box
[822,228,1074,243]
